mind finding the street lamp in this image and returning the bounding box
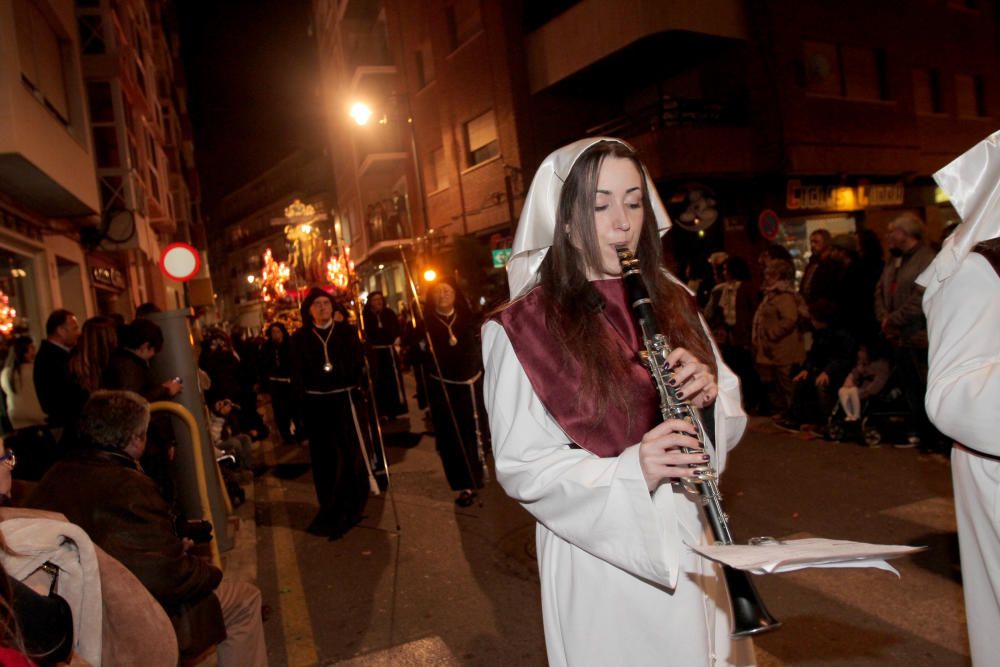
[350,102,374,126]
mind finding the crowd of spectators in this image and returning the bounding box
[702,211,949,452]
[0,305,267,665]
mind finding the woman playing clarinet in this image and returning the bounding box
[482,138,754,666]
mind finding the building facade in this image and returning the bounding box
[314,0,533,309]
[0,0,100,340]
[316,0,999,301]
[208,148,335,329]
[77,0,210,319]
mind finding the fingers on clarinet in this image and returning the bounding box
[662,418,697,434]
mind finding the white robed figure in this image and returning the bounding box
[482,138,755,666]
[919,131,1000,666]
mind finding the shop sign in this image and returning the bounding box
[491,248,512,268]
[91,266,126,289]
[786,179,904,211]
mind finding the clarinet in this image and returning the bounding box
[616,246,780,638]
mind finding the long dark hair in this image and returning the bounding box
[68,316,118,393]
[539,141,716,419]
[6,337,35,395]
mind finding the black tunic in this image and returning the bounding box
[424,309,486,491]
[363,307,407,418]
[290,321,369,527]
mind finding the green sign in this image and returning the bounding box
[491,248,512,268]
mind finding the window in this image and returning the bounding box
[803,41,842,97]
[13,0,71,123]
[912,68,943,114]
[955,73,987,117]
[77,14,106,55]
[416,39,435,88]
[802,41,889,101]
[426,146,449,193]
[842,47,888,101]
[464,110,499,166]
[446,0,482,51]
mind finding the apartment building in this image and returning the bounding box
[316,0,999,296]
[0,0,99,339]
[77,0,208,317]
[314,0,532,308]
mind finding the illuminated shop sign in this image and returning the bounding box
[786,180,904,211]
[91,266,126,289]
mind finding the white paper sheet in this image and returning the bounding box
[688,538,926,576]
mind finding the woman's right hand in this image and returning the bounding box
[637,419,708,492]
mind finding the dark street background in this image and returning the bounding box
[247,380,966,666]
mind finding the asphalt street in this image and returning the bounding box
[250,392,967,666]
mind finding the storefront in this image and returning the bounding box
[88,252,133,320]
[0,207,51,342]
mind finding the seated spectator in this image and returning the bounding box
[838,340,892,422]
[28,391,267,666]
[775,302,855,431]
[206,392,254,471]
[0,337,46,430]
[102,319,182,503]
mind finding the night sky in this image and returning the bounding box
[176,0,324,224]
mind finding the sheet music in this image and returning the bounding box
[688,538,926,576]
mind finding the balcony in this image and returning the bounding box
[586,95,755,178]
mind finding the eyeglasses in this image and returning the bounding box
[0,449,16,470]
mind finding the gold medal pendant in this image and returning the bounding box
[323,362,333,372]
[448,334,458,347]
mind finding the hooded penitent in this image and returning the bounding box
[299,287,334,328]
[918,130,1000,292]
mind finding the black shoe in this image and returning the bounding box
[455,490,477,507]
[306,516,335,537]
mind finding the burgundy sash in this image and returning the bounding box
[496,279,660,458]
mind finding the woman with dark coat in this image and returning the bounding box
[422,279,487,506]
[260,322,300,444]
[290,287,373,538]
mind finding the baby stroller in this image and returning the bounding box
[825,369,915,447]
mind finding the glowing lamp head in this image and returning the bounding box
[423,269,437,282]
[350,102,373,126]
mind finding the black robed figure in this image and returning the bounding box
[423,280,487,507]
[362,291,407,419]
[290,287,371,538]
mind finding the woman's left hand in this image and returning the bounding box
[665,347,718,408]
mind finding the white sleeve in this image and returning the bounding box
[482,320,684,588]
[924,255,1000,454]
[702,317,748,475]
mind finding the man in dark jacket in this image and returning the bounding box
[102,319,181,401]
[28,391,266,666]
[33,309,81,433]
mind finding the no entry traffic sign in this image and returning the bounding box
[160,243,201,282]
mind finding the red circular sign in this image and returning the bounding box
[758,209,781,241]
[160,243,201,282]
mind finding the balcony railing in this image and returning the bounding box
[365,196,411,246]
[586,95,747,139]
